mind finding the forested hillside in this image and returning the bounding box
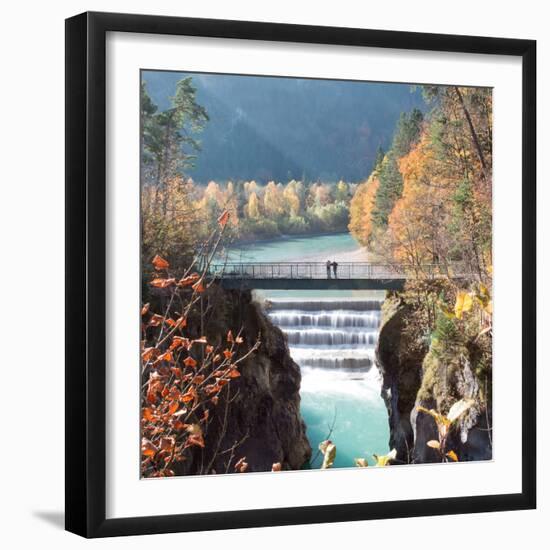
[349,86,492,281]
[142,71,425,183]
[349,86,494,465]
[139,71,494,476]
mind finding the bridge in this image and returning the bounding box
[210,262,465,290]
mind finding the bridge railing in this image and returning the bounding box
[209,262,468,280]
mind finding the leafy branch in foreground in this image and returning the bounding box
[417,398,475,463]
[140,212,260,477]
[355,449,397,467]
[319,439,398,469]
[318,440,337,469]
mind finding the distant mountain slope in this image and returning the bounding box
[142,71,426,183]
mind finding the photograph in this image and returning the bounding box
[139,70,493,477]
[0,1,541,544]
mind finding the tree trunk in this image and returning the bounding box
[454,87,489,181]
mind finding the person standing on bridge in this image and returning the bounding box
[332,261,339,278]
[326,260,332,279]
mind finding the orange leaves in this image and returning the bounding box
[152,254,170,270]
[140,255,251,479]
[150,278,176,289]
[147,314,164,327]
[142,347,158,362]
[146,371,164,404]
[181,386,198,404]
[184,424,205,448]
[446,450,459,462]
[176,317,188,329]
[142,407,154,421]
[171,367,182,379]
[183,356,197,369]
[165,317,186,329]
[234,457,248,473]
[227,368,241,379]
[192,279,206,293]
[168,401,179,415]
[178,273,200,287]
[157,351,173,363]
[217,367,240,381]
[159,436,175,451]
[217,210,230,228]
[226,330,243,345]
[170,335,190,351]
[142,438,158,457]
[204,383,222,396]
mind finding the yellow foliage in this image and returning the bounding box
[318,440,336,469]
[348,174,379,245]
[454,291,473,319]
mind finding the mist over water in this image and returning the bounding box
[260,290,390,468]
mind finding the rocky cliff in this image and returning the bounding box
[184,287,311,474]
[376,293,492,465]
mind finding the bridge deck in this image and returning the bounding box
[210,262,466,290]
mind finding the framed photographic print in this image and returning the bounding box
[65,11,536,538]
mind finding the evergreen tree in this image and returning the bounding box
[371,108,424,229]
[371,152,403,229]
[141,78,209,189]
[374,146,385,171]
[392,108,424,157]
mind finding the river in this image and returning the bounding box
[226,232,370,263]
[228,233,390,468]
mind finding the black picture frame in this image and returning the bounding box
[65,11,536,538]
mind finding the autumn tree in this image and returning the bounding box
[371,109,424,230]
[142,176,202,287]
[283,181,302,216]
[335,180,350,202]
[263,181,286,218]
[383,88,492,283]
[349,88,491,283]
[246,192,261,219]
[348,174,380,246]
[141,77,210,283]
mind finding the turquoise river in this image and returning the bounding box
[227,233,390,468]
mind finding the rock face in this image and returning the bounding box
[194,288,311,474]
[376,293,492,465]
[376,295,427,464]
[412,352,492,463]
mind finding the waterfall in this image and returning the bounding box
[265,294,390,468]
[268,299,383,312]
[268,298,382,372]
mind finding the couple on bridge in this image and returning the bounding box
[326,260,339,279]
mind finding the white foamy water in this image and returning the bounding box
[268,310,381,329]
[264,291,390,468]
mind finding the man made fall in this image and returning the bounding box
[140,71,492,477]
